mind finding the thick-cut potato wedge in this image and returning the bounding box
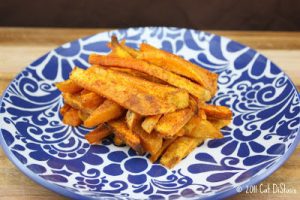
[108,119,144,154]
[113,135,125,146]
[139,43,217,95]
[150,137,177,163]
[155,108,194,137]
[209,119,231,130]
[91,66,189,109]
[62,107,82,126]
[70,67,186,115]
[56,79,82,93]
[200,103,232,120]
[84,100,124,128]
[109,67,166,84]
[62,93,81,110]
[62,93,94,114]
[126,110,142,130]
[60,104,71,116]
[89,55,211,101]
[81,91,105,109]
[160,136,203,168]
[185,117,223,139]
[133,127,162,155]
[85,124,112,145]
[78,110,89,121]
[125,110,162,155]
[141,114,162,134]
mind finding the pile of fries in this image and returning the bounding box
[56,36,232,168]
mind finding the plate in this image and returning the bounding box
[0,27,299,200]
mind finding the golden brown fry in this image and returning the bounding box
[185,117,223,139]
[80,91,105,110]
[139,43,217,95]
[119,41,140,58]
[141,114,162,134]
[91,66,189,110]
[60,104,71,116]
[160,136,203,168]
[56,79,82,93]
[150,137,177,163]
[125,110,162,155]
[78,110,89,121]
[108,36,132,58]
[70,67,186,115]
[108,119,144,154]
[62,107,82,126]
[209,119,231,130]
[155,108,194,137]
[62,93,94,114]
[84,100,124,128]
[133,127,162,155]
[200,103,232,120]
[88,55,211,101]
[85,124,112,145]
[109,67,166,84]
[126,110,143,130]
[113,135,125,146]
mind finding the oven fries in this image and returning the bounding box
[56,36,232,168]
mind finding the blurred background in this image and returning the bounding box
[0,0,299,30]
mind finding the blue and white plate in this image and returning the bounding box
[0,27,299,200]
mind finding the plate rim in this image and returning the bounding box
[0,27,299,200]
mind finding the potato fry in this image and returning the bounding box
[80,91,105,109]
[209,119,231,130]
[125,110,162,155]
[91,66,189,110]
[85,124,112,145]
[139,43,217,95]
[155,108,194,137]
[78,110,89,121]
[62,92,94,114]
[160,136,203,168]
[113,135,125,146]
[108,119,144,154]
[84,100,124,128]
[109,67,166,84]
[141,114,162,134]
[185,117,223,139]
[60,104,71,116]
[89,55,211,101]
[108,36,132,58]
[133,127,162,155]
[62,107,82,126]
[126,110,142,130]
[150,137,177,163]
[70,67,186,115]
[200,103,232,120]
[118,40,140,58]
[56,79,82,93]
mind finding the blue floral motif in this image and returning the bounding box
[208,128,265,157]
[0,27,299,199]
[104,150,167,186]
